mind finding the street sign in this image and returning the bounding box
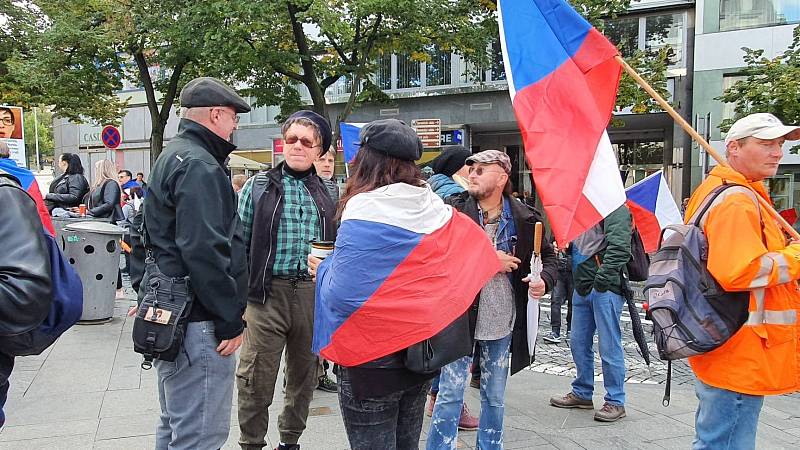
[101,125,122,149]
[411,119,441,148]
[440,129,463,146]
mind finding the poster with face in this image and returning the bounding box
[0,106,26,167]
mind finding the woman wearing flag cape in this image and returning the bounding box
[309,119,500,450]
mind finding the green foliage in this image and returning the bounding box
[717,25,800,152]
[23,107,55,168]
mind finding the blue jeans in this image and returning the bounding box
[570,289,626,406]
[155,321,236,450]
[427,334,511,450]
[693,380,764,450]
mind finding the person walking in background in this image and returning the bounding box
[424,144,479,431]
[136,172,148,191]
[550,205,632,422]
[45,153,89,213]
[232,174,248,195]
[543,241,573,344]
[144,77,250,449]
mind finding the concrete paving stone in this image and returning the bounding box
[24,358,114,398]
[3,391,104,426]
[92,434,156,450]
[95,414,157,441]
[0,433,96,450]
[535,431,587,450]
[0,418,99,442]
[99,388,161,418]
[785,427,800,437]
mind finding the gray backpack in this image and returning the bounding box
[644,183,752,404]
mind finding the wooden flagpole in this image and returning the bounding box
[615,55,800,240]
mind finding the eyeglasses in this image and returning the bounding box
[468,166,505,176]
[213,108,239,124]
[0,118,13,126]
[285,135,320,149]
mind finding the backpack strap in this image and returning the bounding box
[689,181,767,245]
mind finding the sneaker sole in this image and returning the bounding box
[458,425,479,431]
[543,339,561,344]
[549,400,594,410]
[593,412,626,422]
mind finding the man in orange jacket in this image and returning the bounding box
[684,113,800,449]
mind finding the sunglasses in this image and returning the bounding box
[285,135,320,149]
[468,166,505,176]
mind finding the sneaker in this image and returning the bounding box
[426,392,437,417]
[470,376,480,389]
[543,332,561,344]
[594,403,626,422]
[316,374,337,393]
[275,444,300,450]
[549,392,594,409]
[457,403,479,431]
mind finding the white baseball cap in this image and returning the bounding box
[725,113,800,145]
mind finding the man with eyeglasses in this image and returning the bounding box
[236,110,336,450]
[142,77,251,449]
[428,150,557,450]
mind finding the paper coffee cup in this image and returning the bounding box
[310,241,334,259]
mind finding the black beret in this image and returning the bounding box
[180,77,251,113]
[358,119,422,161]
[286,110,332,156]
[431,145,471,176]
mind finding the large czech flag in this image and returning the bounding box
[497,0,626,246]
[339,122,367,163]
[313,183,500,366]
[625,171,682,253]
[0,159,55,235]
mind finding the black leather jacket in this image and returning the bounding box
[0,173,52,338]
[87,179,124,222]
[46,173,89,209]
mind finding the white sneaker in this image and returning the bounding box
[543,332,561,344]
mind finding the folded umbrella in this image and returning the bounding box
[526,222,544,365]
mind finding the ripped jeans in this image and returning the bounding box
[426,334,511,450]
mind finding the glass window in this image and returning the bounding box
[375,54,392,90]
[397,54,421,89]
[426,49,452,87]
[646,13,685,67]
[605,17,640,58]
[721,74,747,121]
[720,0,800,31]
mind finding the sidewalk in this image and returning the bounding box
[3,292,799,449]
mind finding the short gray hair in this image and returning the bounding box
[0,141,10,159]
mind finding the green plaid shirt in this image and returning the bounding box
[238,177,256,246]
[273,170,321,276]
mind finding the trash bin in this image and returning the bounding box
[52,216,106,248]
[62,221,125,322]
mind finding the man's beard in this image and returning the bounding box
[468,186,491,201]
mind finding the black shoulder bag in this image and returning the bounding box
[131,210,194,369]
[404,311,473,374]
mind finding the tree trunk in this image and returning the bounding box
[149,122,165,168]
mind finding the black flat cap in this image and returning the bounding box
[180,77,251,113]
[286,110,332,156]
[431,145,471,176]
[358,119,422,161]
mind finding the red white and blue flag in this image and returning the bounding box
[0,158,55,235]
[625,170,682,253]
[313,184,500,366]
[497,0,626,246]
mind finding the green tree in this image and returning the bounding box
[23,107,55,169]
[717,25,800,151]
[8,0,231,164]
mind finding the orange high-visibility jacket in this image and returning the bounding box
[685,166,800,395]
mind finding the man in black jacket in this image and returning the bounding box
[143,77,250,449]
[428,150,557,449]
[0,170,52,428]
[236,110,336,450]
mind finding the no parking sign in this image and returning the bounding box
[101,125,122,149]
